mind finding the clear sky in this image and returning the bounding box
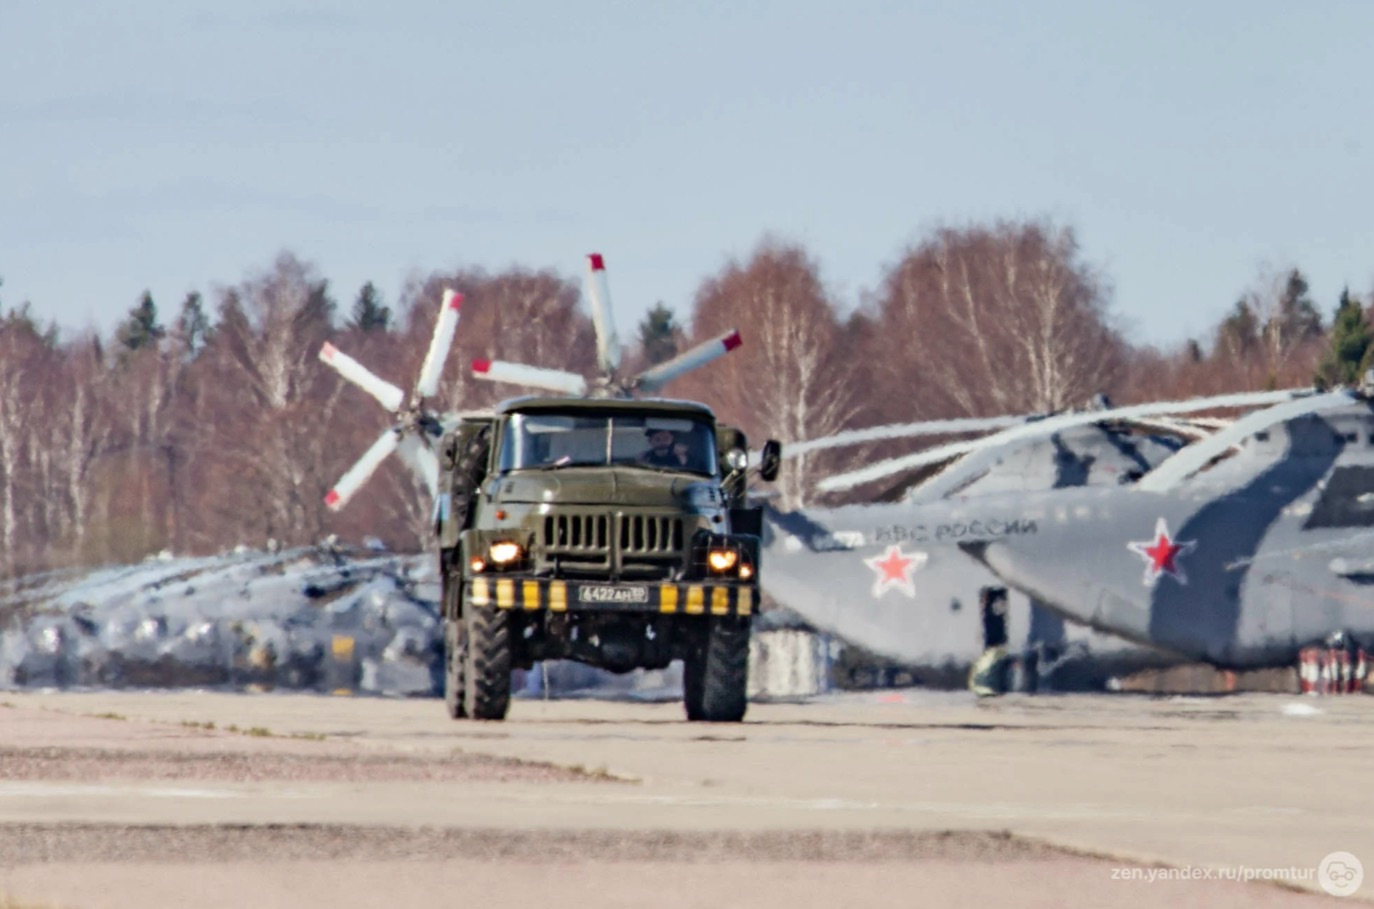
[4,0,1373,349]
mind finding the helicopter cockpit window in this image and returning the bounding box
[499,413,717,476]
[1305,465,1374,529]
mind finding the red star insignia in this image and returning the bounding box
[863,544,925,598]
[1127,518,1197,586]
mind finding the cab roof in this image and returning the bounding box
[496,395,717,421]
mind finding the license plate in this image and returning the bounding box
[576,584,650,605]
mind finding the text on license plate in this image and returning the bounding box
[577,585,650,604]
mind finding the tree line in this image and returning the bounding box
[1,217,1369,577]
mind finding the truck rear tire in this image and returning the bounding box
[463,603,511,720]
[683,616,750,722]
[442,565,467,719]
[443,619,467,719]
[449,426,490,531]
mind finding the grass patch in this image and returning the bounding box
[184,720,321,741]
[87,711,126,721]
[224,724,274,737]
[569,764,620,781]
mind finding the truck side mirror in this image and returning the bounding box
[759,439,782,482]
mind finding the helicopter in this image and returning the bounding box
[960,386,1374,679]
[756,388,1316,692]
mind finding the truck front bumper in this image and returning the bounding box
[468,577,754,616]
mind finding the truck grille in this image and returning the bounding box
[620,513,685,555]
[544,513,610,552]
[542,512,686,579]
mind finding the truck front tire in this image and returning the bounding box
[464,603,512,720]
[684,616,750,722]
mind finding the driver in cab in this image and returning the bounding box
[640,428,687,468]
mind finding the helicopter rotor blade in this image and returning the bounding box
[634,330,742,394]
[817,439,984,493]
[318,343,406,413]
[414,289,463,399]
[324,429,400,511]
[816,387,1313,494]
[1118,416,1214,441]
[396,434,440,498]
[586,253,621,375]
[1137,389,1347,491]
[786,415,1027,459]
[471,359,588,396]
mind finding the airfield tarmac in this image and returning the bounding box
[0,690,1367,907]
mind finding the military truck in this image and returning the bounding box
[435,396,781,722]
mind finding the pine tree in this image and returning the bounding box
[116,291,165,352]
[636,302,679,366]
[1316,288,1372,388]
[347,281,390,332]
[174,291,211,356]
[1271,268,1323,343]
[1215,300,1259,360]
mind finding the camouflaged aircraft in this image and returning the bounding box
[758,389,1312,691]
[961,386,1374,672]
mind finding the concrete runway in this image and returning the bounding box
[0,689,1366,907]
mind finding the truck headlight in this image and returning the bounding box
[488,541,524,565]
[706,547,739,573]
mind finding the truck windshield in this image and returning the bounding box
[499,413,717,476]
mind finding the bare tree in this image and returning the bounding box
[0,310,57,573]
[197,253,339,545]
[677,240,856,508]
[43,338,113,560]
[867,220,1125,419]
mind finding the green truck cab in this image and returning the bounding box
[436,396,780,722]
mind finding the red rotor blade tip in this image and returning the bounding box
[446,291,463,311]
[320,342,337,360]
[472,359,492,374]
[324,489,341,509]
[723,330,743,352]
[588,253,605,271]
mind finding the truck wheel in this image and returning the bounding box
[441,564,467,719]
[450,426,491,530]
[683,655,705,721]
[463,603,511,720]
[683,616,750,722]
[443,618,467,719]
